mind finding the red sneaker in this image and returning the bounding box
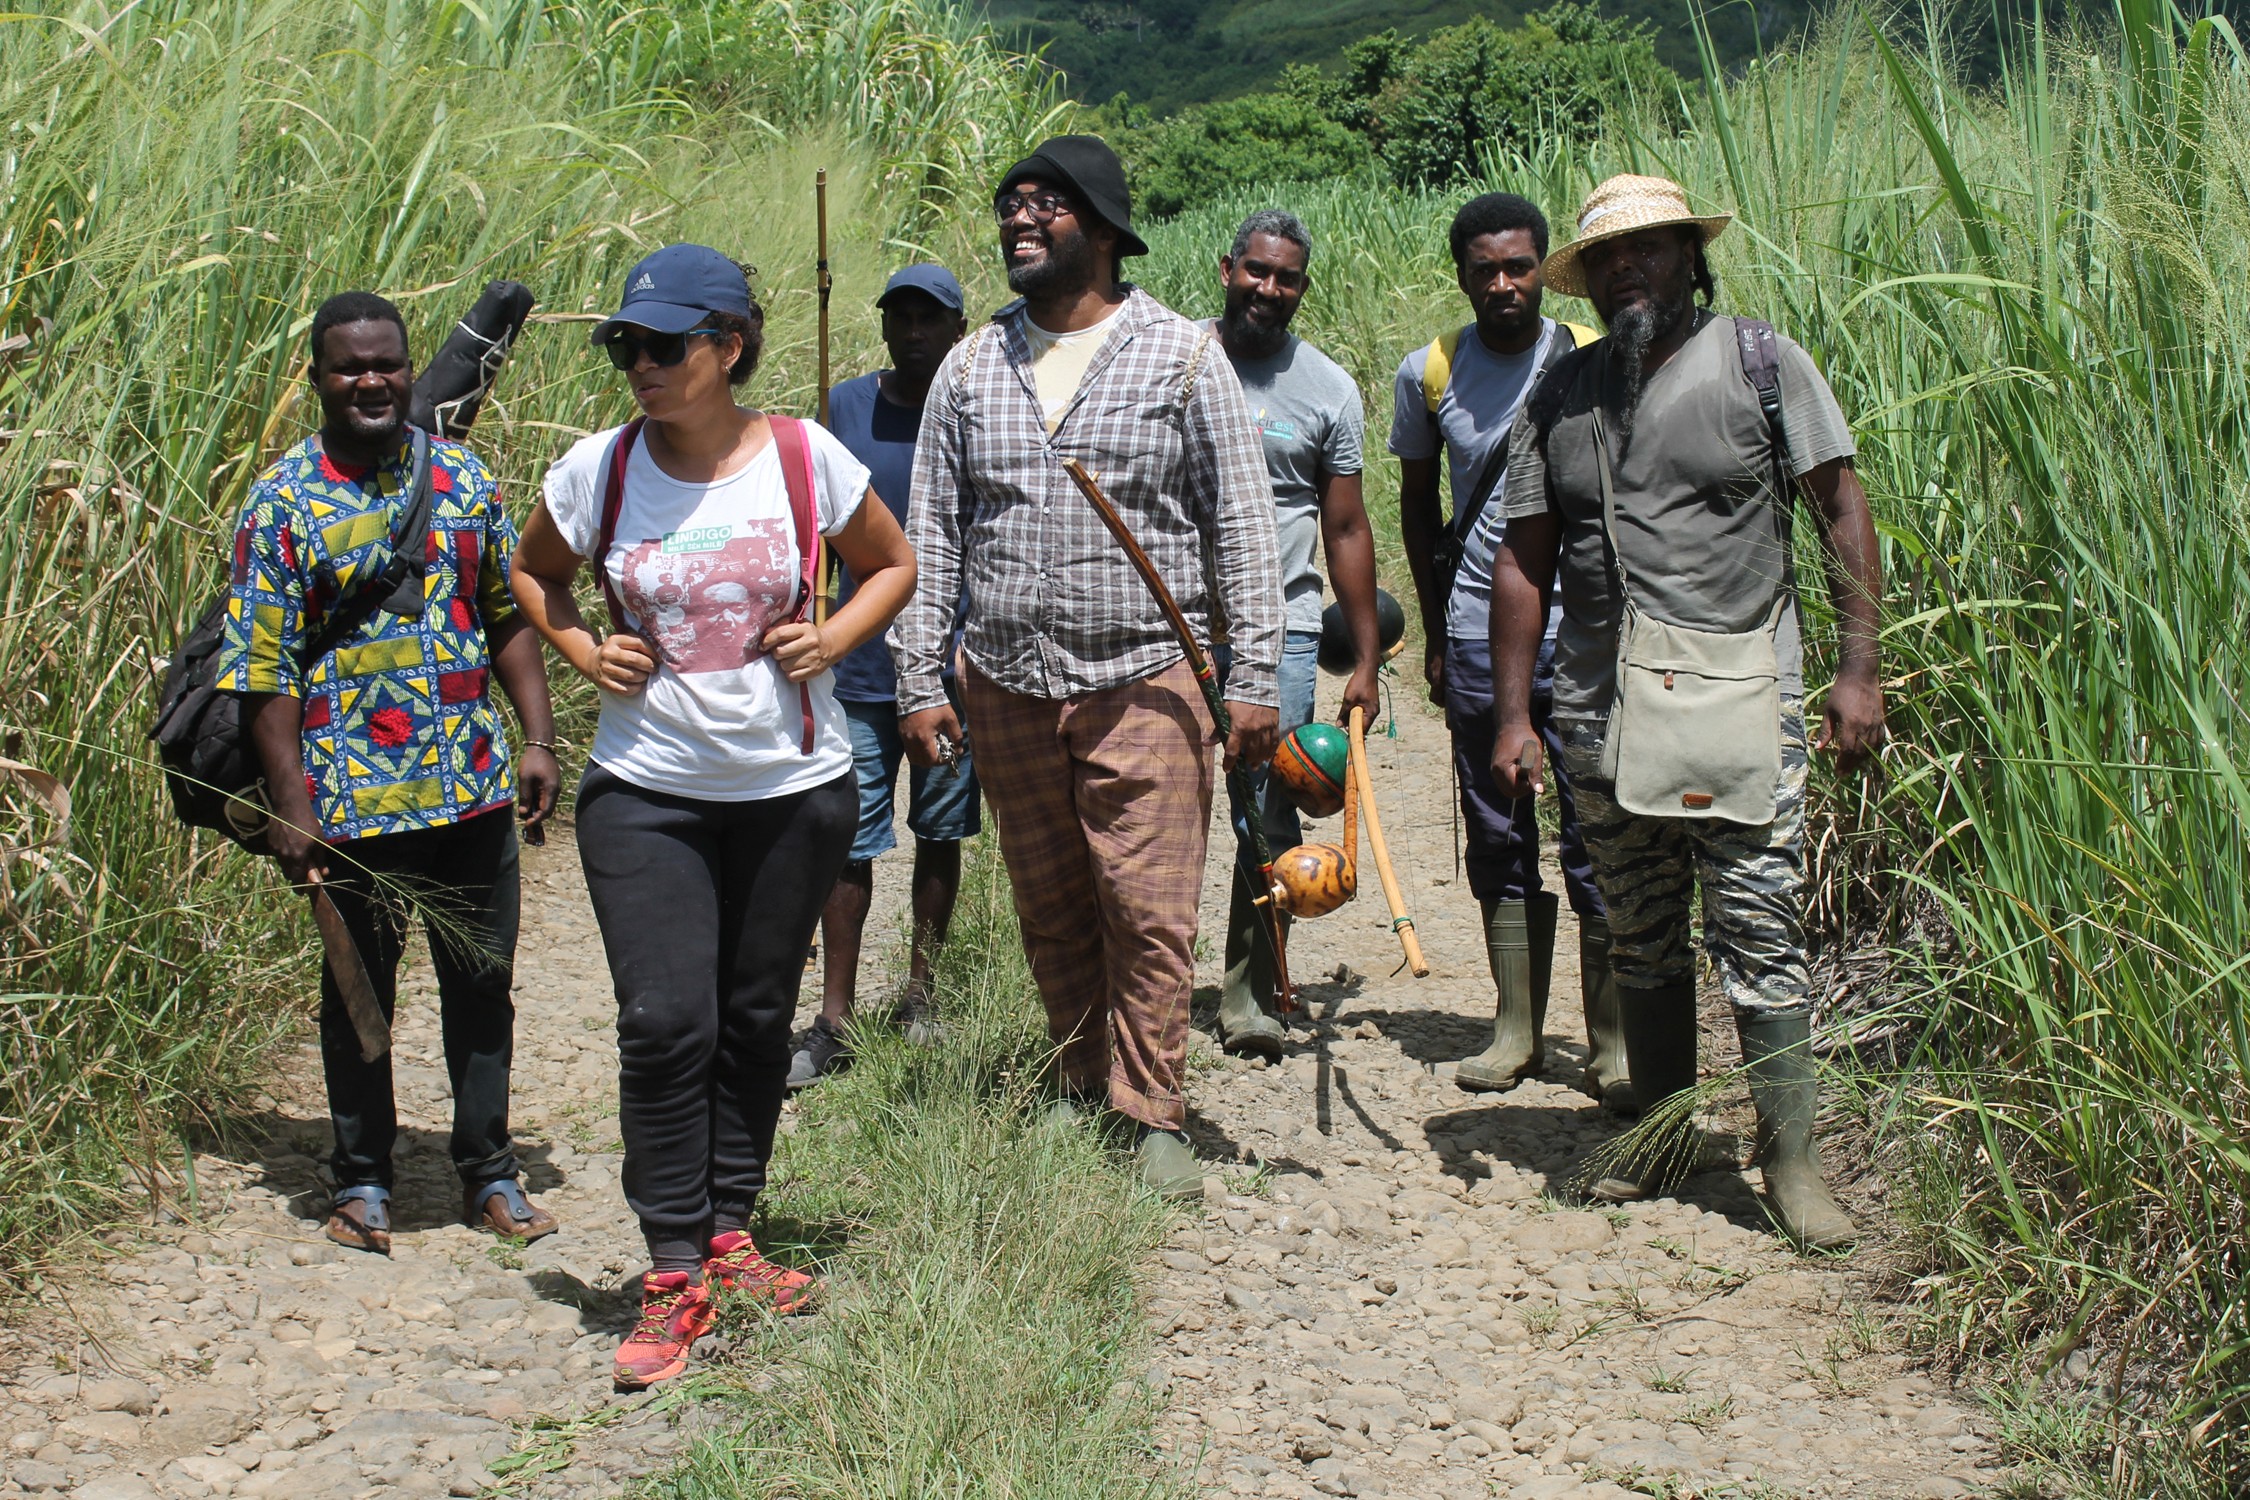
[705,1230,817,1314]
[612,1270,714,1389]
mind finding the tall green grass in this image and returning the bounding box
[0,0,1061,1285]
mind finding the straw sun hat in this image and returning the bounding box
[1542,175,1732,299]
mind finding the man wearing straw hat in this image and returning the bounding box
[1487,175,1886,1250]
[890,135,1283,1199]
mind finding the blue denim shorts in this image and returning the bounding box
[843,696,982,862]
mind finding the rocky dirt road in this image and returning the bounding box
[1156,696,1998,1499]
[1,693,1996,1499]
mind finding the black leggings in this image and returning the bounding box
[577,764,856,1270]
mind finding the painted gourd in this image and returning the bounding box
[1272,722,1350,818]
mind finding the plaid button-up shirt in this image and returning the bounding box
[890,287,1283,714]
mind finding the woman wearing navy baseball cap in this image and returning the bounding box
[511,245,917,1388]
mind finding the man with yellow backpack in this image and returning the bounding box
[1389,193,1631,1109]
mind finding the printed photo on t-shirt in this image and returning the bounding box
[617,520,797,675]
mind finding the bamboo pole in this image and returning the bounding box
[813,168,833,626]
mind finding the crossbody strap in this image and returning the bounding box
[766,414,820,756]
[594,416,648,635]
[297,427,436,670]
[1591,392,1788,633]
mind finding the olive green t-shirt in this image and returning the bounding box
[1501,312,1856,718]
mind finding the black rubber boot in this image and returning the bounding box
[1576,917,1636,1113]
[1588,979,1699,1201]
[1455,899,1542,1091]
[1218,864,1286,1059]
[1737,1012,1858,1252]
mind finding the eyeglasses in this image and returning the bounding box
[599,326,723,372]
[994,191,1077,226]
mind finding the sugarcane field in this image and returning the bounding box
[0,1,2244,1497]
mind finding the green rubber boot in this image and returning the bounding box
[1738,1012,1858,1252]
[1588,979,1700,1202]
[1136,1125,1205,1202]
[1218,864,1286,1059]
[1576,917,1637,1113]
[1455,898,1547,1091]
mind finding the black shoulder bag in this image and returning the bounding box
[149,430,437,850]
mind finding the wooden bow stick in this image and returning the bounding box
[812,166,834,628]
[1348,705,1428,977]
[1060,458,1294,1011]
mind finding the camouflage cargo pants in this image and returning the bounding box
[1551,702,1812,1019]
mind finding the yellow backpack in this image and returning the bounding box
[1422,320,1601,416]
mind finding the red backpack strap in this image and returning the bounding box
[765,414,820,755]
[595,416,646,634]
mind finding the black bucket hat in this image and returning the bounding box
[995,135,1149,259]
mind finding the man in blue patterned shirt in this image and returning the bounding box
[219,291,560,1256]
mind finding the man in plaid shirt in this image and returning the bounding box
[891,135,1283,1198]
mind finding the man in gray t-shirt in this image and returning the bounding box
[1390,193,1621,1109]
[1491,175,1887,1253]
[1209,210,1381,1058]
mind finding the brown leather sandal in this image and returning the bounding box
[324,1186,392,1256]
[466,1179,558,1242]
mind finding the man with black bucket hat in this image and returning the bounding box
[890,135,1285,1200]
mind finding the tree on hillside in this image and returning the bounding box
[1306,4,1679,187]
[1105,91,1373,219]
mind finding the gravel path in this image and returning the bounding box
[1157,697,1997,1499]
[2,697,1995,1499]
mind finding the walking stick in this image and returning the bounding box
[1347,705,1430,977]
[812,167,833,627]
[1060,459,1295,1013]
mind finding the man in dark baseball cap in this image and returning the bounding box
[591,243,752,341]
[994,135,1150,261]
[875,263,965,314]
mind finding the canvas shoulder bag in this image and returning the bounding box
[1590,328,1795,824]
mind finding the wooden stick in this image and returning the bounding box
[813,168,833,627]
[1348,706,1428,977]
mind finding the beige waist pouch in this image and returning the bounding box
[1590,409,1784,824]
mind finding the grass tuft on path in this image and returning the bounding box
[650,838,1188,1500]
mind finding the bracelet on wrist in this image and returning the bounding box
[523,740,557,753]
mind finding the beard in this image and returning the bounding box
[1607,291,1693,453]
[1005,224,1100,298]
[1219,292,1291,359]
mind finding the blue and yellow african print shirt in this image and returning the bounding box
[216,431,520,842]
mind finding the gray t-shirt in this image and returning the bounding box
[1389,319,1564,642]
[1224,330,1365,634]
[1503,312,1857,718]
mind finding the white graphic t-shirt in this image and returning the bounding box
[543,420,870,801]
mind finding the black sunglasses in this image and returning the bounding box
[994,191,1077,226]
[599,325,724,372]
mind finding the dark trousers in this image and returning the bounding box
[1443,634,1604,916]
[576,765,855,1265]
[318,805,521,1191]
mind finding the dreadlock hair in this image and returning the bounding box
[1449,193,1549,267]
[1687,234,1718,307]
[703,261,766,386]
[307,291,409,372]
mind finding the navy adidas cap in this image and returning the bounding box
[592,244,750,343]
[876,263,965,313]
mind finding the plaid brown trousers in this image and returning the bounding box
[963,659,1214,1129]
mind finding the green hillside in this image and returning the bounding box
[974,0,1804,111]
